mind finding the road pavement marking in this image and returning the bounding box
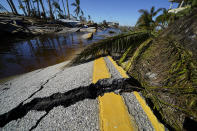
[93,57,110,83]
[93,57,135,131]
[107,56,165,131]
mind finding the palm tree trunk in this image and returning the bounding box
[26,0,31,16]
[6,0,14,13]
[47,0,54,19]
[10,0,18,14]
[36,0,41,17]
[29,0,34,11]
[66,0,70,19]
[39,0,46,18]
[62,0,67,17]
[23,8,27,16]
[6,0,18,14]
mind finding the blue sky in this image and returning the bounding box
[1,0,178,26]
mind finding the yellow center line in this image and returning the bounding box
[93,57,111,83]
[93,57,136,131]
[107,56,165,131]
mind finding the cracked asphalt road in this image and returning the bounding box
[0,60,99,131]
[0,57,165,131]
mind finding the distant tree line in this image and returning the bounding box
[3,0,90,21]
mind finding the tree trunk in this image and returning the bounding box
[62,0,67,17]
[39,0,46,18]
[26,0,31,16]
[6,0,18,14]
[47,0,54,19]
[33,1,36,11]
[6,0,14,13]
[29,0,34,11]
[36,0,41,17]
[9,0,18,14]
[66,0,70,19]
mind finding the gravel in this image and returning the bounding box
[104,57,122,79]
[34,100,99,131]
[1,111,46,131]
[122,93,154,131]
[104,56,154,131]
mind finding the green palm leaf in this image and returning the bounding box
[71,31,150,64]
[71,3,77,6]
[136,6,163,31]
[71,0,83,17]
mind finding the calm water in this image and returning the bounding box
[0,28,120,79]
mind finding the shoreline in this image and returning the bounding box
[0,13,120,82]
[0,60,70,84]
[0,46,84,83]
[0,13,98,43]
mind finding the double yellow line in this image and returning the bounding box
[107,56,165,131]
[92,56,165,131]
[93,57,136,131]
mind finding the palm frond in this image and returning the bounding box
[118,45,133,65]
[138,9,148,14]
[153,8,163,17]
[125,38,152,71]
[76,0,80,5]
[151,6,155,15]
[137,6,164,31]
[53,1,62,12]
[71,31,150,64]
[71,3,77,6]
[81,10,84,16]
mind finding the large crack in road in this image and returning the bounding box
[0,78,142,128]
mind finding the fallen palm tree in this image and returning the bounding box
[71,30,151,64]
[70,11,197,129]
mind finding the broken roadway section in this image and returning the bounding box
[0,56,166,131]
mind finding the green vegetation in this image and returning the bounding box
[124,38,152,71]
[71,30,150,64]
[136,6,163,32]
[191,0,197,8]
[134,37,197,130]
[156,8,172,29]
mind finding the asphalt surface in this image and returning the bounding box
[0,57,164,131]
[0,61,69,115]
[0,60,99,131]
